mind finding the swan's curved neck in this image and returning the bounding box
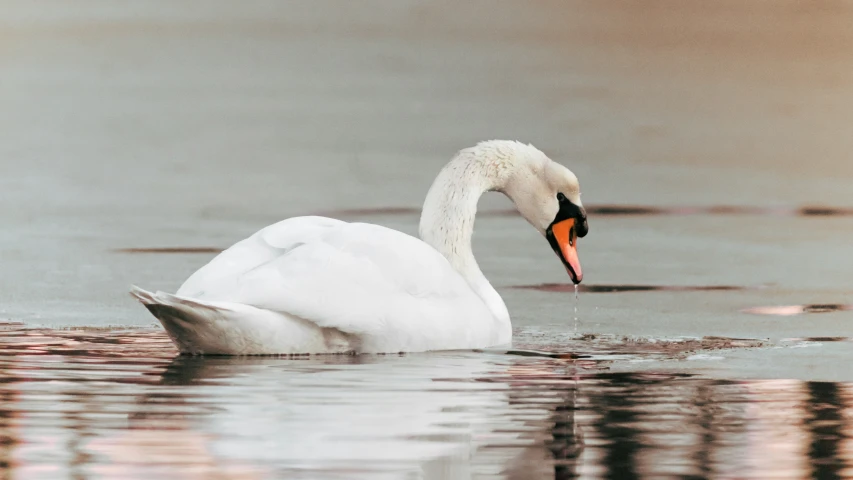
[418,147,513,324]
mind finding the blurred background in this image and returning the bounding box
[2,0,852,332]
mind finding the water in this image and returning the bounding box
[573,285,579,335]
[3,1,853,477]
[0,325,846,479]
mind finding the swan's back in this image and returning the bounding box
[177,216,346,299]
[134,216,509,354]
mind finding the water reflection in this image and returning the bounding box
[114,247,223,254]
[0,329,850,478]
[806,382,846,479]
[513,283,751,293]
[591,374,643,479]
[314,205,853,219]
[744,304,853,316]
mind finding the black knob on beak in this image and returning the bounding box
[576,207,588,238]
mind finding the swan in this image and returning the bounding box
[129,140,588,355]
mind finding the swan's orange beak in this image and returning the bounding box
[549,218,582,284]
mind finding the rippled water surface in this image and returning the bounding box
[0,325,846,479]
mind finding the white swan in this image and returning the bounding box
[130,140,588,355]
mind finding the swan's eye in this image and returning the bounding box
[557,192,567,202]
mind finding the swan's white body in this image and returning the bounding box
[131,140,584,355]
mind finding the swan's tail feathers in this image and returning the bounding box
[129,285,156,304]
[129,286,239,355]
[128,286,338,355]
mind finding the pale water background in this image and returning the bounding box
[2,1,853,478]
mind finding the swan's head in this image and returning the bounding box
[497,142,589,284]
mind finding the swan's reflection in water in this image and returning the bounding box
[0,328,850,479]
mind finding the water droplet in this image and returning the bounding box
[573,284,579,335]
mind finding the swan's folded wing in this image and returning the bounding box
[190,221,482,337]
[177,216,346,298]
